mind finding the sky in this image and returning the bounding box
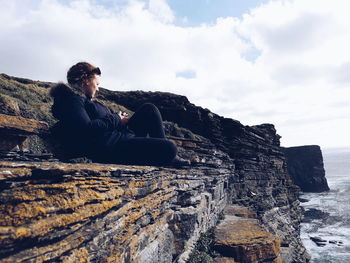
[1,0,350,149]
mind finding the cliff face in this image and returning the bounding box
[99,90,310,262]
[0,74,312,263]
[0,159,231,263]
[283,145,329,192]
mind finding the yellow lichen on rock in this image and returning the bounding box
[14,227,29,239]
[216,221,279,245]
[0,114,49,134]
[223,205,257,219]
[214,205,282,263]
[0,167,32,180]
[0,160,232,262]
[61,248,90,263]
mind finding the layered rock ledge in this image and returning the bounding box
[0,161,231,263]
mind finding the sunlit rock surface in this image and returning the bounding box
[214,205,282,263]
[0,160,232,262]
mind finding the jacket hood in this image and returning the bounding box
[50,82,82,120]
[50,82,75,98]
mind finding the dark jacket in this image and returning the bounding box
[50,83,133,159]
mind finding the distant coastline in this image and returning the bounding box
[323,146,350,153]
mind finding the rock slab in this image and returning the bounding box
[214,205,282,263]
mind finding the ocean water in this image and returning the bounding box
[300,148,350,263]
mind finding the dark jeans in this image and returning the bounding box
[112,103,177,165]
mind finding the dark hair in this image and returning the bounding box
[67,62,101,86]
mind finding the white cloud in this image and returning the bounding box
[1,0,350,148]
[148,0,174,23]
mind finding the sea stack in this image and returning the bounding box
[283,145,329,192]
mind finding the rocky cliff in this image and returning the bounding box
[0,158,231,262]
[0,73,311,263]
[98,89,309,262]
[282,146,329,192]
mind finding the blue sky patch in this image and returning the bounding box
[167,0,270,26]
[242,47,262,63]
[176,69,197,79]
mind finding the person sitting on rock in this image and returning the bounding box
[50,61,189,166]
